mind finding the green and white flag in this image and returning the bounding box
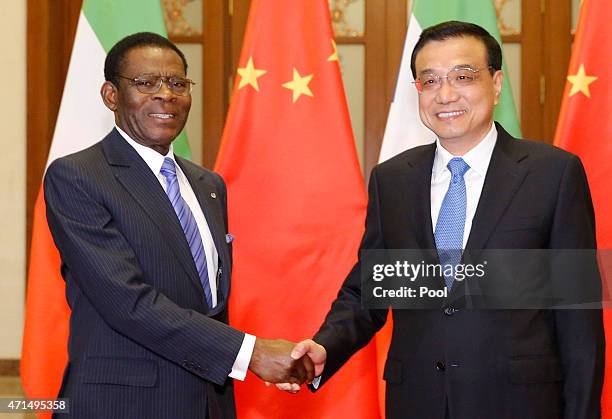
[378,0,521,162]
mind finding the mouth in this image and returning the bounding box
[436,110,466,121]
[148,113,176,120]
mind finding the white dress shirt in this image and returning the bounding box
[117,126,255,380]
[430,123,497,248]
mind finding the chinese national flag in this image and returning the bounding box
[553,0,612,415]
[215,0,380,417]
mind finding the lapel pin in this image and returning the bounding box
[210,192,217,199]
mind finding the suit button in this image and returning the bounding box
[436,362,445,372]
[444,307,457,316]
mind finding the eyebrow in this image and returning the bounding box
[134,73,186,78]
[418,64,477,76]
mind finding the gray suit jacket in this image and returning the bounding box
[46,129,243,419]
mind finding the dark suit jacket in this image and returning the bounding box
[313,123,605,419]
[45,129,244,419]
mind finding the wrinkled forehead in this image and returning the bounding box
[415,36,488,74]
[119,46,186,76]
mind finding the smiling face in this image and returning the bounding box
[415,36,502,154]
[101,46,191,155]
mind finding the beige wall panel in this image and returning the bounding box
[502,43,521,121]
[178,43,203,166]
[497,0,521,35]
[329,0,365,36]
[0,0,26,359]
[572,0,581,33]
[338,44,365,169]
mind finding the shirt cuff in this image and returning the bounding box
[311,376,321,389]
[228,333,256,381]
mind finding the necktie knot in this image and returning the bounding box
[160,157,177,179]
[447,157,470,178]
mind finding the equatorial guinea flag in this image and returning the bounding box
[379,0,521,162]
[553,0,612,415]
[21,0,190,413]
[216,0,379,417]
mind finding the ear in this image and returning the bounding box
[100,81,119,112]
[492,70,503,105]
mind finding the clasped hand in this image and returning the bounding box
[248,338,326,393]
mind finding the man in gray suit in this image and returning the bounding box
[46,32,312,419]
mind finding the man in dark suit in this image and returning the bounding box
[45,32,313,419]
[284,21,605,418]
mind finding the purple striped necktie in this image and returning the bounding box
[160,158,213,308]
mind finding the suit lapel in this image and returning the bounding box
[448,124,529,305]
[101,130,204,296]
[465,123,529,251]
[396,144,446,295]
[403,144,437,251]
[177,158,232,311]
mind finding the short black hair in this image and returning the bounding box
[104,32,188,85]
[410,21,502,79]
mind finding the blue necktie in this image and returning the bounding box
[160,158,213,308]
[434,157,470,290]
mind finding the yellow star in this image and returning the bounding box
[328,39,339,62]
[567,64,597,98]
[237,57,267,91]
[282,68,314,103]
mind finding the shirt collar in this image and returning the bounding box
[432,123,497,178]
[115,125,176,175]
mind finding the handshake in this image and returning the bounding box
[247,338,327,393]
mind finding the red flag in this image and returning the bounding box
[21,193,70,406]
[553,0,612,414]
[216,0,380,417]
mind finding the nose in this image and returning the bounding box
[153,79,176,101]
[435,77,459,104]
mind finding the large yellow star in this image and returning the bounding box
[328,39,339,62]
[567,64,597,98]
[282,68,314,103]
[237,57,267,91]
